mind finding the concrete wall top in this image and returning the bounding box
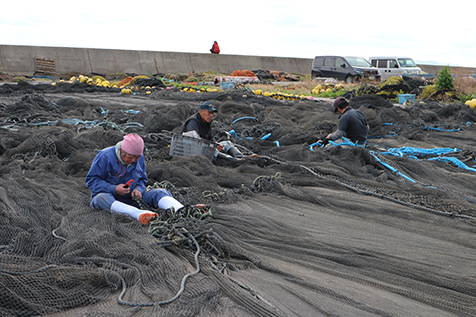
[418,64,476,77]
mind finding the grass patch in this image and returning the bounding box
[452,68,476,98]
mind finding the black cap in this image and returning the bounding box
[199,102,217,112]
[333,97,349,112]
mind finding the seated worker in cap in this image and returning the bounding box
[86,134,200,225]
[181,102,257,162]
[324,97,369,146]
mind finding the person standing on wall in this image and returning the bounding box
[210,41,220,54]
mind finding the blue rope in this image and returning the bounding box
[97,107,108,115]
[261,133,271,140]
[329,138,358,147]
[370,151,416,183]
[380,147,460,157]
[309,141,322,151]
[372,122,470,140]
[231,117,259,125]
[374,146,476,184]
[429,157,476,173]
[33,75,57,80]
[226,129,278,146]
[423,127,460,132]
[122,109,140,114]
[60,119,99,127]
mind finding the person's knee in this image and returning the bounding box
[220,141,234,153]
[142,189,173,208]
[91,193,116,210]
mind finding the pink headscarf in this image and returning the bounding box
[121,134,144,156]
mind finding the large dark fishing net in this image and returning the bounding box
[0,82,475,316]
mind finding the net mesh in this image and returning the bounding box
[0,82,475,316]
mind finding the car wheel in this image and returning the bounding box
[311,71,321,79]
[312,74,322,81]
[345,76,353,84]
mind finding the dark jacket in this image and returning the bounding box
[336,107,369,142]
[181,113,217,143]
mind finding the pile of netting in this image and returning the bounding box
[0,82,476,316]
[351,76,431,98]
[251,70,302,82]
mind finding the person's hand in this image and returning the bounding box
[131,189,142,200]
[217,144,224,152]
[116,184,130,196]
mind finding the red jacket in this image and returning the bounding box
[210,41,220,54]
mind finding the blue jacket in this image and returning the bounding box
[85,146,148,200]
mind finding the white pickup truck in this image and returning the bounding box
[368,57,433,81]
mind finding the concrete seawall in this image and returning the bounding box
[1,44,476,78]
[0,44,313,76]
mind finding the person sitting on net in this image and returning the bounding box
[323,97,370,147]
[181,102,257,162]
[86,134,201,225]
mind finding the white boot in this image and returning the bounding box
[158,196,184,213]
[110,201,156,225]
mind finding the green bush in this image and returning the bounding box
[435,66,454,90]
[458,93,474,103]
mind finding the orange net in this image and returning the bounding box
[230,70,256,77]
[118,76,133,88]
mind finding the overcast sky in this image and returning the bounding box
[1,0,475,67]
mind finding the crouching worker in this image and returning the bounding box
[324,97,369,147]
[181,102,257,162]
[86,134,186,225]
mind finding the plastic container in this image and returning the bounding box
[169,134,216,161]
[214,76,260,84]
[220,82,235,90]
[398,94,415,104]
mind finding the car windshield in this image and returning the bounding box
[398,58,417,67]
[345,57,371,67]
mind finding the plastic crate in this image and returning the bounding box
[398,94,415,104]
[220,81,235,90]
[169,134,216,161]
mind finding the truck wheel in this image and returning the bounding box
[345,76,353,84]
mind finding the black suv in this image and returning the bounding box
[311,56,381,83]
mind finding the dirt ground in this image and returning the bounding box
[0,80,475,317]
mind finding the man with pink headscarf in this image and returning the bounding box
[86,134,186,225]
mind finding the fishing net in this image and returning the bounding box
[0,83,475,316]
